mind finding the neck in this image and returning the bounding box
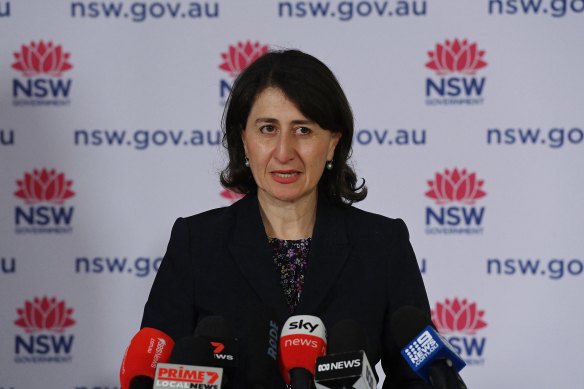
[257,191,318,240]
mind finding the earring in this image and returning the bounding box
[326,160,333,170]
[244,157,250,167]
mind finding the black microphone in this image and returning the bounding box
[153,336,224,388]
[245,311,280,389]
[195,316,239,389]
[128,376,153,389]
[314,320,376,389]
[390,306,467,389]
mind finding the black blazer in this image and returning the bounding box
[141,194,431,388]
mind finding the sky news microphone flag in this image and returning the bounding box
[279,315,327,387]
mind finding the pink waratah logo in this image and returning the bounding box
[12,41,73,77]
[220,189,245,204]
[14,168,75,205]
[425,168,486,205]
[14,296,76,333]
[426,39,487,76]
[219,41,269,77]
[432,298,487,335]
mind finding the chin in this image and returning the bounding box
[261,187,312,204]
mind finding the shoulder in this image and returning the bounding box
[342,205,410,240]
[174,194,257,238]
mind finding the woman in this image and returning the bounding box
[140,50,431,388]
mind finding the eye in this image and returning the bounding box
[259,125,277,134]
[295,127,312,135]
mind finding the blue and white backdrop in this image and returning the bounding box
[1,0,583,388]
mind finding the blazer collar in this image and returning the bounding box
[228,194,350,321]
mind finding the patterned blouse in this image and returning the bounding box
[268,237,312,313]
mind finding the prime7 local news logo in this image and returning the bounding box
[153,363,223,389]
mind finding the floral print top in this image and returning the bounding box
[268,237,312,313]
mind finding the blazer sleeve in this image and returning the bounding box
[381,219,432,389]
[140,217,197,341]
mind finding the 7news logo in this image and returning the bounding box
[211,341,234,361]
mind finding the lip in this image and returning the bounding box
[270,170,301,184]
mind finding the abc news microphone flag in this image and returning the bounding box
[0,0,583,388]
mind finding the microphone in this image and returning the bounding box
[314,320,376,389]
[195,316,239,388]
[279,315,327,389]
[390,306,467,389]
[245,311,280,388]
[119,327,175,389]
[153,336,224,389]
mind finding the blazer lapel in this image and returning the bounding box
[227,195,290,321]
[295,197,350,315]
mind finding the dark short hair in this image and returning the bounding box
[220,49,366,205]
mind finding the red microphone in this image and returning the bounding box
[120,327,175,389]
[279,315,327,389]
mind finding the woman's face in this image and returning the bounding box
[242,87,340,205]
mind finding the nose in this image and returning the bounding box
[273,132,296,163]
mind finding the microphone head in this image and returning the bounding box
[156,337,224,389]
[194,315,239,388]
[120,327,174,389]
[327,319,367,355]
[169,336,214,365]
[390,306,432,348]
[314,320,377,389]
[245,313,280,386]
[389,306,467,383]
[279,315,327,384]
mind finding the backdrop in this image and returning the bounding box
[1,1,583,388]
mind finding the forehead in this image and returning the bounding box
[248,87,306,118]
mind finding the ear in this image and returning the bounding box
[241,129,248,155]
[327,132,341,160]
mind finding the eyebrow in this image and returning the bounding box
[254,117,315,125]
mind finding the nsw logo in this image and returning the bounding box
[14,296,76,363]
[424,168,486,235]
[11,40,74,106]
[218,41,269,104]
[425,39,487,105]
[14,168,76,234]
[431,298,488,365]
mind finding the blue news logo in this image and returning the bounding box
[11,40,73,106]
[424,168,487,235]
[14,296,76,363]
[424,39,487,105]
[13,168,76,234]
